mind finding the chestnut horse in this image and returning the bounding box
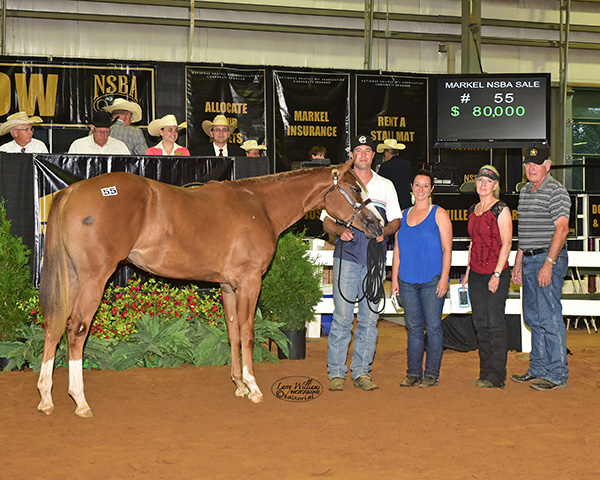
[37,159,383,417]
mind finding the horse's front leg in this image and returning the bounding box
[221,284,249,398]
[236,278,263,403]
[240,321,263,404]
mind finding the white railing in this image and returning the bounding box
[306,247,600,352]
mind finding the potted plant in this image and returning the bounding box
[259,229,323,360]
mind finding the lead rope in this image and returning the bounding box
[336,236,387,314]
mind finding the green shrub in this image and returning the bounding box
[259,230,323,330]
[0,199,36,341]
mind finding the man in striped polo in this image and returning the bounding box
[511,147,571,390]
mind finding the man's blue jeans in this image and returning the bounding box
[398,274,444,379]
[522,249,569,385]
[327,258,380,381]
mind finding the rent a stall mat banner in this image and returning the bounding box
[273,71,350,171]
[32,155,234,286]
[186,66,266,154]
[355,74,428,168]
[0,59,155,126]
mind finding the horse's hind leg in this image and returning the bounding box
[37,332,61,415]
[65,278,107,418]
[221,284,249,398]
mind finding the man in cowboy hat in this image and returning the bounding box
[377,138,412,210]
[103,98,148,155]
[197,114,244,157]
[241,139,266,157]
[68,111,130,154]
[0,112,49,153]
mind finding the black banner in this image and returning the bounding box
[273,71,350,171]
[0,59,155,126]
[435,192,577,239]
[186,66,266,154]
[0,154,35,271]
[33,155,236,286]
[355,74,428,169]
[589,195,600,238]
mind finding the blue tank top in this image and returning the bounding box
[397,205,443,284]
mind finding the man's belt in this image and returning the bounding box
[522,247,549,256]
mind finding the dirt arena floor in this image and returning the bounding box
[1,320,600,480]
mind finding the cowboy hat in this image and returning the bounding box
[241,139,266,151]
[90,111,117,128]
[148,114,187,137]
[103,98,143,123]
[201,114,238,137]
[0,111,43,136]
[376,138,406,153]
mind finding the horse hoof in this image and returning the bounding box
[37,402,54,415]
[235,387,250,398]
[248,392,264,404]
[75,407,93,418]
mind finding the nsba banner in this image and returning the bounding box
[0,59,155,127]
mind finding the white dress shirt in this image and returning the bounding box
[68,135,130,154]
[0,138,49,153]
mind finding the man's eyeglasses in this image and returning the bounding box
[13,127,33,132]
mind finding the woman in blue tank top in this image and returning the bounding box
[391,169,453,388]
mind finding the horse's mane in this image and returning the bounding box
[231,165,333,185]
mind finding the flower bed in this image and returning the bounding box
[0,276,289,371]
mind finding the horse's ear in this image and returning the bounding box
[337,159,354,173]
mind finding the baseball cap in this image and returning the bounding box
[350,135,376,152]
[524,147,549,164]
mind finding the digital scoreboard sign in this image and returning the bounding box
[434,73,550,148]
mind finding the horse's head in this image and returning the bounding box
[324,161,384,239]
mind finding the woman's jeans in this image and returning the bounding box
[327,258,380,381]
[398,274,444,379]
[522,249,569,385]
[469,269,511,387]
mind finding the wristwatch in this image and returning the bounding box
[493,271,500,278]
[546,256,556,266]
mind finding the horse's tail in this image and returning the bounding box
[39,189,71,341]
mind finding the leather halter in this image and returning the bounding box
[324,168,372,228]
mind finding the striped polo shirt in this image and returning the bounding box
[517,174,571,251]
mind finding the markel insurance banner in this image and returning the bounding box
[0,59,155,127]
[186,66,266,154]
[355,74,428,168]
[273,71,350,172]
